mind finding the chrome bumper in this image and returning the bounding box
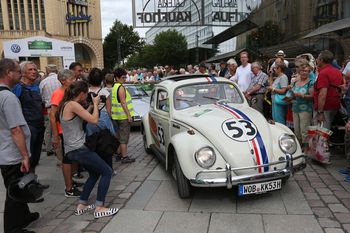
[190,154,306,188]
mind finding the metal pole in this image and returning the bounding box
[132,0,136,28]
[196,34,199,64]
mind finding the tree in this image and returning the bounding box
[103,20,144,70]
[152,30,188,67]
[125,29,188,69]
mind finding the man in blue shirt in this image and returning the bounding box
[13,61,45,172]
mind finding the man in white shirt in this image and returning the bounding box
[39,64,61,156]
[236,51,252,92]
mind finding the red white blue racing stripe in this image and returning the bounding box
[216,103,269,173]
[205,76,217,83]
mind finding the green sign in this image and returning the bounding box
[28,40,53,50]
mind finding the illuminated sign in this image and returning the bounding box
[68,0,88,6]
[132,0,261,28]
[66,12,92,23]
[28,40,52,50]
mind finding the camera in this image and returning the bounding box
[86,92,106,104]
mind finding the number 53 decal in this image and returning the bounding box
[222,119,258,142]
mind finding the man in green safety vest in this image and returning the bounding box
[110,68,136,163]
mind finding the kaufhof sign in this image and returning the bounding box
[132,0,261,27]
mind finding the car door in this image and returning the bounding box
[150,88,170,157]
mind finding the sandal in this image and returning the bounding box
[94,208,119,219]
[74,204,96,216]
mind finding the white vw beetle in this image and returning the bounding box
[142,74,306,198]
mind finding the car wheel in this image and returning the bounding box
[282,176,290,184]
[173,151,192,198]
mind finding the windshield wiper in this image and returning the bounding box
[202,96,220,101]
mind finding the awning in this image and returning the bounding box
[303,17,350,39]
[205,48,246,63]
[203,18,258,44]
[259,41,313,58]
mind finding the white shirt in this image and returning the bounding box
[39,72,61,107]
[236,63,252,92]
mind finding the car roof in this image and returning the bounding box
[157,74,232,88]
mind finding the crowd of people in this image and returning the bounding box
[1,48,350,232]
[0,59,137,233]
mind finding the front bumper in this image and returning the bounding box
[190,154,306,188]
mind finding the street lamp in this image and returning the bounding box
[195,34,199,64]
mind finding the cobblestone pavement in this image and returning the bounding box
[0,131,350,233]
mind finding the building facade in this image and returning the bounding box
[236,0,350,61]
[0,0,103,70]
[144,0,256,64]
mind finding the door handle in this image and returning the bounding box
[172,123,180,129]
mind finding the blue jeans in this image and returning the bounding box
[67,146,113,206]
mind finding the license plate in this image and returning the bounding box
[238,179,282,196]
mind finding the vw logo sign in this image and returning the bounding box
[11,44,21,53]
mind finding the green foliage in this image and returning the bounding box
[103,20,144,70]
[246,21,284,51]
[126,29,188,69]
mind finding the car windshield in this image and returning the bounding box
[125,85,148,98]
[174,82,243,110]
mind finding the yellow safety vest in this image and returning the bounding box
[111,83,135,120]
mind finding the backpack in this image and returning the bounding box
[85,128,119,159]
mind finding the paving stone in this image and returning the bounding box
[101,209,162,233]
[237,191,286,214]
[335,191,350,199]
[189,189,236,213]
[154,211,210,233]
[324,228,345,233]
[85,222,106,232]
[301,186,316,193]
[145,181,191,211]
[318,218,341,228]
[305,192,320,200]
[341,199,350,209]
[51,221,90,233]
[321,195,340,204]
[263,214,323,233]
[317,188,333,195]
[294,174,307,181]
[308,200,325,207]
[111,185,126,191]
[342,224,350,233]
[124,182,142,193]
[328,204,350,213]
[112,198,127,204]
[208,213,264,233]
[56,210,73,219]
[329,185,345,191]
[311,182,327,188]
[308,177,323,182]
[125,180,161,210]
[29,226,56,233]
[312,207,334,218]
[334,213,350,223]
[118,192,132,199]
[147,164,171,181]
[281,181,313,214]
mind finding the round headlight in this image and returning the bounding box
[279,134,297,154]
[195,147,216,169]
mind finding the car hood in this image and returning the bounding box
[174,103,275,174]
[132,97,150,117]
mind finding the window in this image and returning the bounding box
[40,0,45,29]
[157,90,169,112]
[20,0,25,30]
[0,1,3,30]
[28,0,34,30]
[34,0,40,29]
[150,90,155,108]
[13,0,19,29]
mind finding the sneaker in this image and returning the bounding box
[94,208,119,219]
[114,154,121,162]
[113,170,117,176]
[73,181,84,188]
[47,151,55,156]
[65,187,81,197]
[121,157,136,164]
